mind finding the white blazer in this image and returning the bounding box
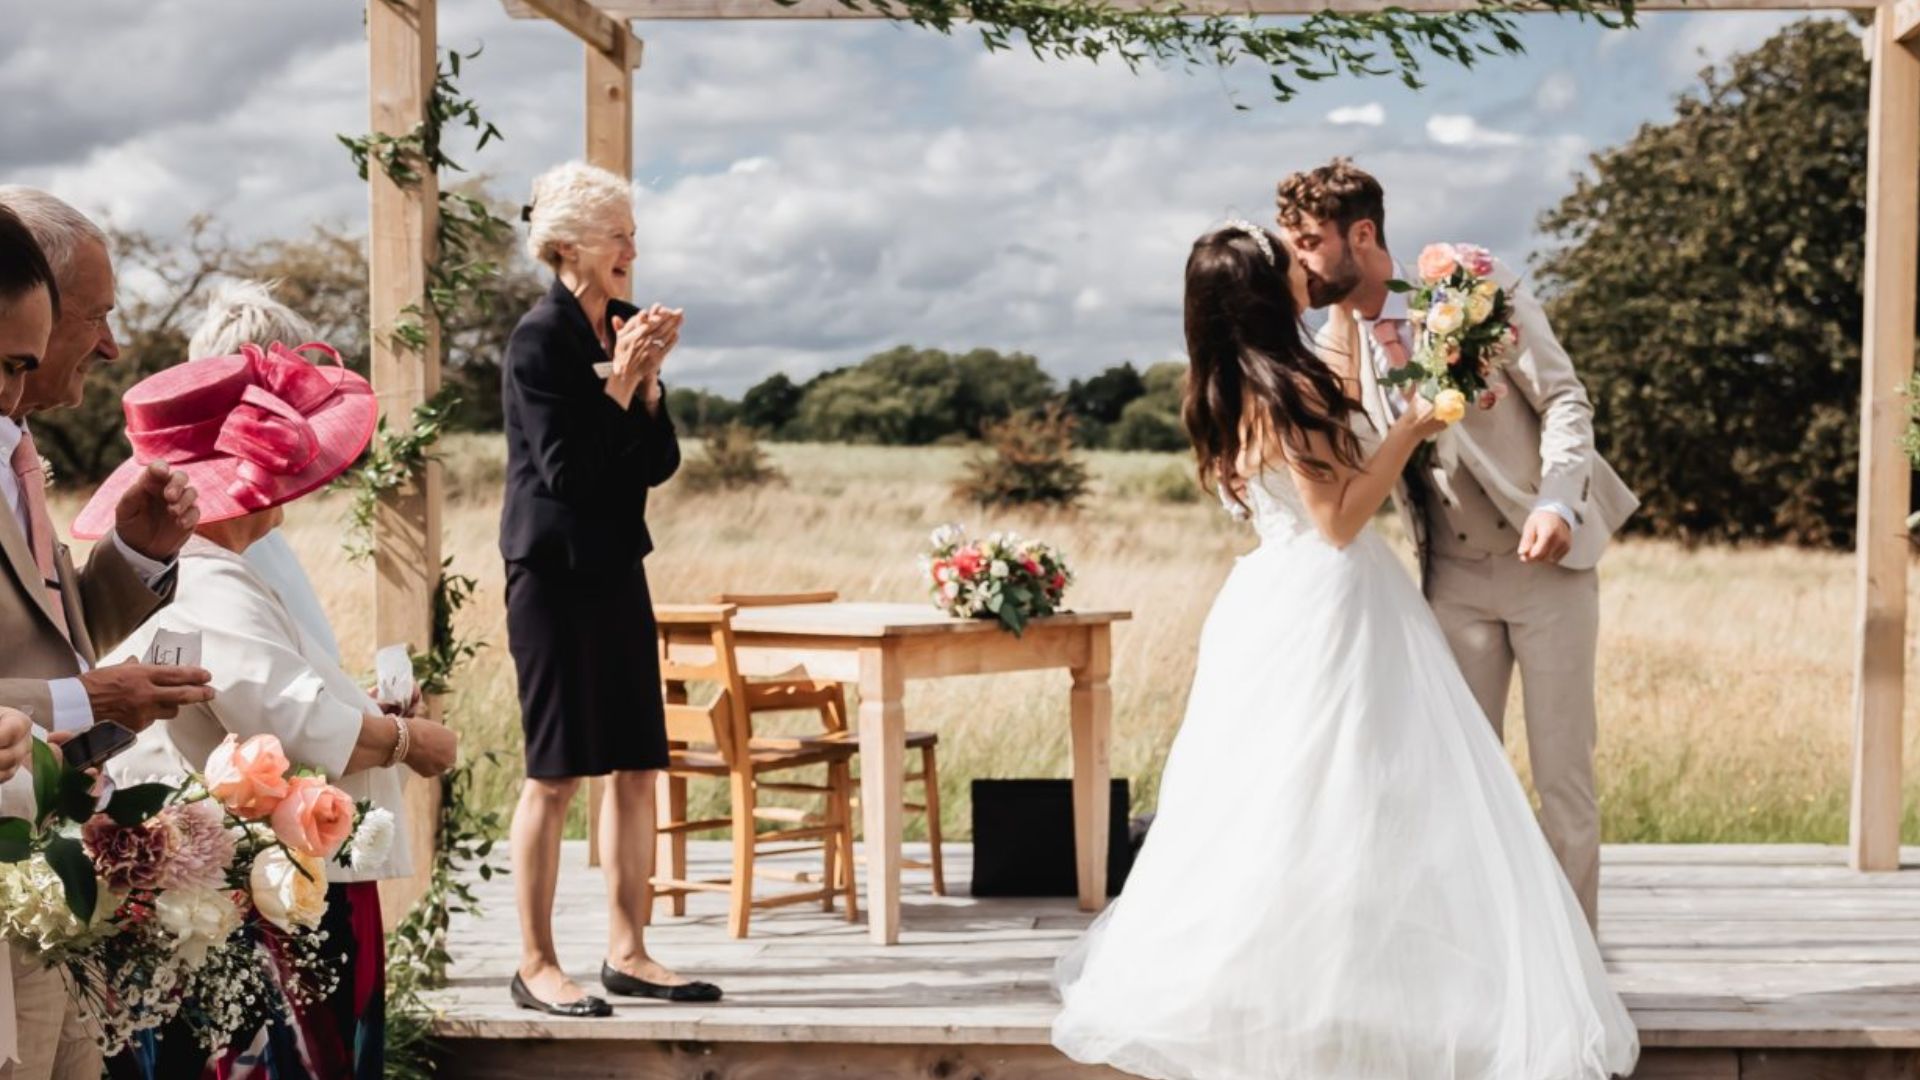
[104,537,411,883]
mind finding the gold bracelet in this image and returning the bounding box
[387,717,411,770]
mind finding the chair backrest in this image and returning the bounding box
[710,590,840,608]
[654,604,753,767]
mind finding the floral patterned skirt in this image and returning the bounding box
[110,881,387,1080]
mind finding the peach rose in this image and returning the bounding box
[204,734,292,820]
[270,777,356,860]
[1433,388,1467,425]
[1417,243,1459,283]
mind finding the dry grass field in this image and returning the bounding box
[60,435,1920,845]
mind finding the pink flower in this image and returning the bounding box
[1416,243,1459,283]
[1458,243,1496,277]
[156,799,238,892]
[83,815,175,892]
[1491,378,1511,401]
[1476,389,1499,410]
[204,734,292,820]
[270,777,356,860]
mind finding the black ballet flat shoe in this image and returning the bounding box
[600,961,724,1003]
[510,973,613,1017]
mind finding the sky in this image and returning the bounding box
[0,1,1827,394]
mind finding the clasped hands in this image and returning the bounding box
[606,304,683,410]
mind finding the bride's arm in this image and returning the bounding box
[1288,392,1445,549]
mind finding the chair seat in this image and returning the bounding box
[670,739,858,775]
[752,729,939,753]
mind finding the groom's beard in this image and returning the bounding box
[1305,254,1363,309]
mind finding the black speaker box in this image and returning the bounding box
[969,778,1132,897]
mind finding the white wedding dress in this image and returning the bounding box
[1051,465,1640,1080]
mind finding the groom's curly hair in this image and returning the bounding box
[1275,158,1387,250]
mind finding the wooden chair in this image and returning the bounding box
[648,604,861,938]
[714,591,948,896]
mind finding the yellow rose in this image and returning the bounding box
[1433,389,1467,425]
[1427,302,1465,336]
[1466,293,1494,325]
[250,848,328,932]
[1472,279,1498,300]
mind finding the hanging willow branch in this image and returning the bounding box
[781,0,1638,102]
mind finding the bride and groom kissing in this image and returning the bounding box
[1050,158,1644,1079]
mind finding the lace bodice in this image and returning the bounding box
[1223,467,1321,545]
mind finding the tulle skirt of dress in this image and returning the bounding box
[1050,528,1639,1080]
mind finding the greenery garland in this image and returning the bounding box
[337,26,513,1080]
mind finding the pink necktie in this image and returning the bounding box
[11,430,70,643]
[1371,318,1412,371]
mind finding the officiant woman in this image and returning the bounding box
[501,160,719,1017]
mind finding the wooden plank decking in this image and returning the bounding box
[427,841,1920,1077]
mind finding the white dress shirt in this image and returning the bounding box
[0,417,174,732]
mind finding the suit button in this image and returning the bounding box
[1457,533,1468,542]
[1496,520,1507,529]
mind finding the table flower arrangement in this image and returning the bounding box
[923,524,1073,636]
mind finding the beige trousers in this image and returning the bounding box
[2,946,98,1080]
[1426,550,1602,930]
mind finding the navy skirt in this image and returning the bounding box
[505,560,671,779]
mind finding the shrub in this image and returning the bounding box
[679,422,784,493]
[954,404,1090,509]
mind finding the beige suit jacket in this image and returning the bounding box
[0,506,175,727]
[1319,258,1639,570]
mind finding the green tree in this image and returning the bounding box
[667,386,742,435]
[740,371,804,435]
[1066,362,1149,447]
[789,345,1055,444]
[1534,19,1914,548]
[1110,361,1189,453]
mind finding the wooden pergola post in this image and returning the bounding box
[367,0,446,926]
[1853,6,1919,872]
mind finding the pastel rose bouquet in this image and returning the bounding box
[0,733,390,1053]
[923,524,1073,636]
[1385,242,1520,425]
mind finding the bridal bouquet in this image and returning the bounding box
[923,524,1073,636]
[1385,242,1520,425]
[0,733,392,1053]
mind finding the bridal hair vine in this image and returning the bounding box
[1222,218,1276,265]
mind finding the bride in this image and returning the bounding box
[1050,222,1640,1080]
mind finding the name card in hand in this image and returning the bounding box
[144,629,203,669]
[374,645,417,716]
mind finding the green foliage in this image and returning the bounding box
[740,371,804,434]
[955,403,1090,508]
[1065,362,1147,446]
[791,345,1057,444]
[808,0,1636,106]
[1108,361,1188,452]
[667,386,742,436]
[335,391,461,563]
[1533,19,1909,548]
[1120,461,1203,505]
[680,421,787,492]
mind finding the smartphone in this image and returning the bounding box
[60,722,137,770]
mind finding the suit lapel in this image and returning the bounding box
[0,501,60,635]
[54,544,94,665]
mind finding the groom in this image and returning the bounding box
[1275,158,1638,929]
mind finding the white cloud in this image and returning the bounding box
[1426,114,1525,148]
[1327,102,1386,127]
[1657,12,1824,81]
[1535,73,1579,116]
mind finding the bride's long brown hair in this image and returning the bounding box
[1181,226,1364,510]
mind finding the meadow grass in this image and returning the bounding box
[63,436,1920,845]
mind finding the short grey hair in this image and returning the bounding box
[188,279,315,359]
[0,186,107,284]
[525,161,634,270]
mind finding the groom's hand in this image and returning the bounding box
[1517,511,1572,564]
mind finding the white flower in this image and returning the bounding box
[348,808,396,874]
[929,524,964,549]
[250,848,328,932]
[155,887,242,969]
[1427,302,1465,336]
[990,560,1009,579]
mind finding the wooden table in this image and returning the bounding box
[660,602,1130,945]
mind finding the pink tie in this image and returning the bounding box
[11,430,70,643]
[1372,318,1412,371]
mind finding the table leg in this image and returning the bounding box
[1070,626,1113,913]
[857,645,906,944]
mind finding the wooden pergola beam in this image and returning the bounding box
[520,0,645,58]
[1895,0,1920,42]
[506,0,1874,19]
